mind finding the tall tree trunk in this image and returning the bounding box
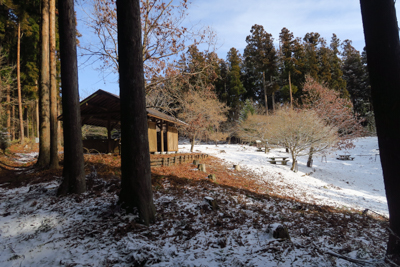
[263,71,268,115]
[289,71,293,109]
[17,22,24,144]
[190,134,196,153]
[26,107,29,140]
[307,146,314,167]
[12,104,15,140]
[31,104,35,139]
[117,0,155,225]
[270,76,275,112]
[49,0,59,169]
[360,0,400,264]
[37,0,51,168]
[6,85,10,132]
[290,150,296,172]
[36,98,39,137]
[57,0,86,195]
[272,92,275,111]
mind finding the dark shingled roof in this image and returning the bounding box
[59,89,186,128]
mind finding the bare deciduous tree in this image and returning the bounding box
[302,76,366,149]
[301,76,366,166]
[208,130,229,146]
[178,90,228,152]
[80,0,214,95]
[237,114,269,151]
[268,108,337,171]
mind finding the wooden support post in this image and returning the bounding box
[160,120,164,153]
[165,123,169,152]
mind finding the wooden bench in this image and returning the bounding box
[268,157,290,165]
[336,155,354,161]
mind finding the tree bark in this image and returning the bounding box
[263,71,268,115]
[360,0,400,263]
[37,0,51,168]
[289,71,293,109]
[26,107,29,139]
[49,0,59,169]
[6,85,10,133]
[290,149,296,171]
[36,98,39,137]
[17,22,24,144]
[307,146,314,168]
[57,0,86,195]
[272,92,275,111]
[190,134,196,152]
[12,103,15,140]
[117,0,155,225]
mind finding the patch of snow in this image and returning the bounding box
[179,137,388,217]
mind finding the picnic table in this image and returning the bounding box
[336,155,355,161]
[268,156,290,165]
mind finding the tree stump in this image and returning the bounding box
[208,174,216,182]
[266,224,290,241]
[198,164,206,172]
[204,196,218,210]
[233,165,241,171]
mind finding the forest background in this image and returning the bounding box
[1,0,388,143]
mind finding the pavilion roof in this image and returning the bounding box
[58,89,186,128]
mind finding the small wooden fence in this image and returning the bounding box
[150,154,208,168]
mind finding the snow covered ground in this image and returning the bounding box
[179,136,387,217]
[0,136,390,266]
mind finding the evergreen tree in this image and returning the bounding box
[57,0,86,195]
[303,32,320,79]
[329,34,346,92]
[177,45,218,95]
[360,47,373,120]
[317,38,332,84]
[117,0,155,225]
[278,27,295,81]
[342,39,370,114]
[36,0,51,168]
[243,24,277,110]
[291,37,306,95]
[214,59,229,103]
[0,0,41,140]
[226,47,246,121]
[278,27,297,105]
[241,53,261,101]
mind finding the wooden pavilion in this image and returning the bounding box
[60,89,185,154]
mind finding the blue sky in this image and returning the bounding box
[75,0,400,99]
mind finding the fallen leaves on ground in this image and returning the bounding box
[0,150,390,266]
